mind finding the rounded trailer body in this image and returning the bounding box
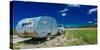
[16,16,58,38]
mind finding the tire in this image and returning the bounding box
[46,33,52,41]
[57,31,62,35]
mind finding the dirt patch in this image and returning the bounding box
[12,34,81,49]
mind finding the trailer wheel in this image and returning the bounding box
[46,33,52,41]
[57,32,61,35]
[57,31,62,35]
[57,30,64,35]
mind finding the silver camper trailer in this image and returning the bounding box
[16,16,58,40]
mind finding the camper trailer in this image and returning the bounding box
[16,16,64,40]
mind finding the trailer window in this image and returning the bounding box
[42,21,47,24]
[22,22,32,27]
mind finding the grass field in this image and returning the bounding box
[64,28,97,45]
[11,28,97,49]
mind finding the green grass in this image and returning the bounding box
[11,28,97,49]
[64,29,97,44]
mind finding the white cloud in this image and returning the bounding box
[95,18,97,21]
[68,4,80,7]
[58,8,68,16]
[88,8,97,14]
[59,4,80,13]
[59,8,69,13]
[61,13,67,16]
[88,21,92,23]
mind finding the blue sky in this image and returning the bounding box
[10,1,97,28]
